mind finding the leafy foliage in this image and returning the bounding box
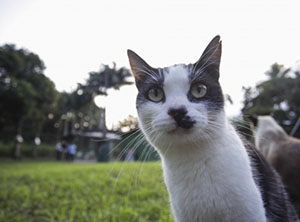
[116,115,138,132]
[0,141,56,158]
[0,44,58,142]
[0,44,133,145]
[83,63,132,94]
[55,63,134,140]
[242,63,300,136]
[71,63,133,110]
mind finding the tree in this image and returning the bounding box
[0,78,36,138]
[242,63,300,137]
[116,115,138,133]
[63,63,133,131]
[0,44,45,81]
[0,44,58,157]
[73,63,132,109]
[84,63,132,94]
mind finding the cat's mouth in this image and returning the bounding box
[175,119,196,129]
[167,123,195,135]
[151,117,196,135]
[165,118,196,134]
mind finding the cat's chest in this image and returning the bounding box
[160,142,266,222]
[162,149,242,206]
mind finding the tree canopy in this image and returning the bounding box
[242,63,300,137]
[0,44,58,142]
[0,44,133,144]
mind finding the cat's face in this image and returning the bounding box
[128,36,225,152]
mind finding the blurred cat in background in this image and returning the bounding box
[251,115,300,214]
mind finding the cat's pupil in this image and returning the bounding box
[197,86,202,93]
[147,88,164,102]
[190,83,207,99]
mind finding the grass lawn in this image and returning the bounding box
[0,161,173,222]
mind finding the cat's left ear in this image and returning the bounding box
[194,35,222,80]
[127,49,156,82]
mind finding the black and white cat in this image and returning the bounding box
[127,36,298,222]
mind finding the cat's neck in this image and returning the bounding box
[160,119,246,170]
[159,119,267,222]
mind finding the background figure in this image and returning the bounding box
[250,115,300,214]
[13,134,24,159]
[56,142,62,160]
[61,141,67,160]
[66,143,76,161]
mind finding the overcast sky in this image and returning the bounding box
[1,0,300,128]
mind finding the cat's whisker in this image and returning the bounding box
[109,132,151,195]
[107,131,143,179]
[162,139,174,157]
[108,130,142,158]
[116,133,144,161]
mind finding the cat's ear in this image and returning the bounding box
[248,115,258,127]
[194,35,222,79]
[127,49,156,82]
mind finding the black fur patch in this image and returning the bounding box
[244,141,299,221]
[136,64,224,113]
[136,68,165,109]
[188,66,224,111]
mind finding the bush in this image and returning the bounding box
[0,141,56,158]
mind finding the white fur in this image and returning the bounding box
[254,116,287,157]
[138,66,267,222]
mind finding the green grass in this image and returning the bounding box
[0,161,173,222]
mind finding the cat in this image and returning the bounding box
[250,115,300,215]
[127,36,298,222]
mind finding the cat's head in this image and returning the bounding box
[250,115,287,150]
[127,36,225,152]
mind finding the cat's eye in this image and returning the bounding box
[190,83,207,99]
[147,88,164,102]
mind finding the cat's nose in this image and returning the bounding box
[168,106,188,119]
[168,106,195,129]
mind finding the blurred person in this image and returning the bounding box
[56,141,63,160]
[66,143,76,161]
[13,134,23,159]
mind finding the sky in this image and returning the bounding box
[1,0,300,128]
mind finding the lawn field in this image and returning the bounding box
[0,161,173,222]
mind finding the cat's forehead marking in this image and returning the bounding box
[162,65,190,95]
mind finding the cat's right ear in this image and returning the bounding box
[194,35,222,80]
[248,115,258,127]
[127,50,154,82]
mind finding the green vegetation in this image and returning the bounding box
[0,142,56,158]
[0,44,58,143]
[0,161,173,222]
[0,44,134,159]
[242,63,300,137]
